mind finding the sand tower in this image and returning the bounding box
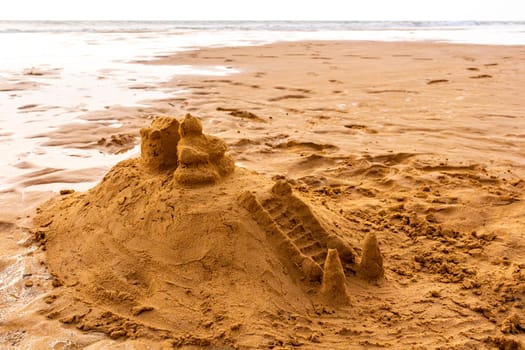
[358,231,384,280]
[321,249,350,305]
[140,113,234,185]
[174,114,234,185]
[140,117,180,170]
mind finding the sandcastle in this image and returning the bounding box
[33,114,385,345]
[140,114,234,185]
[141,115,366,289]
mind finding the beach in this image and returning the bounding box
[1,23,524,349]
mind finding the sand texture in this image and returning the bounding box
[32,116,362,348]
[1,41,524,349]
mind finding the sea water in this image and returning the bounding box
[0,21,524,192]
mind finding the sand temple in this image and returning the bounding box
[33,115,384,347]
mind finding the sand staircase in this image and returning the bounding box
[260,196,329,268]
[239,180,355,282]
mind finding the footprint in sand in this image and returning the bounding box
[268,94,309,102]
[469,74,492,79]
[17,104,39,110]
[0,221,15,232]
[216,107,265,122]
[344,124,378,134]
[274,86,312,93]
[275,140,338,152]
[367,89,418,94]
[427,79,449,85]
[202,79,232,83]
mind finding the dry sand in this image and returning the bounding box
[1,41,525,349]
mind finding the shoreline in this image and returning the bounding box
[2,21,525,45]
[1,39,524,348]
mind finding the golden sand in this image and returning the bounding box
[1,41,524,349]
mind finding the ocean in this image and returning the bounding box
[1,21,525,46]
[1,20,525,36]
[0,20,524,192]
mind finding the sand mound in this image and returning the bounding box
[33,115,366,347]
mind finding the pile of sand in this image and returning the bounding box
[33,115,383,348]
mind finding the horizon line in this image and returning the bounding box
[1,19,524,23]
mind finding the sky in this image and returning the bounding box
[2,0,524,21]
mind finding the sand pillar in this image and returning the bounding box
[358,231,384,280]
[321,248,350,305]
[140,117,180,170]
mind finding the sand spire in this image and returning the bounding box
[359,231,384,280]
[321,248,350,305]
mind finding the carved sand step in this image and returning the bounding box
[312,251,328,266]
[291,228,312,246]
[238,191,323,281]
[261,198,285,215]
[239,180,356,282]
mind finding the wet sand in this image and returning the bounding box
[1,41,524,349]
